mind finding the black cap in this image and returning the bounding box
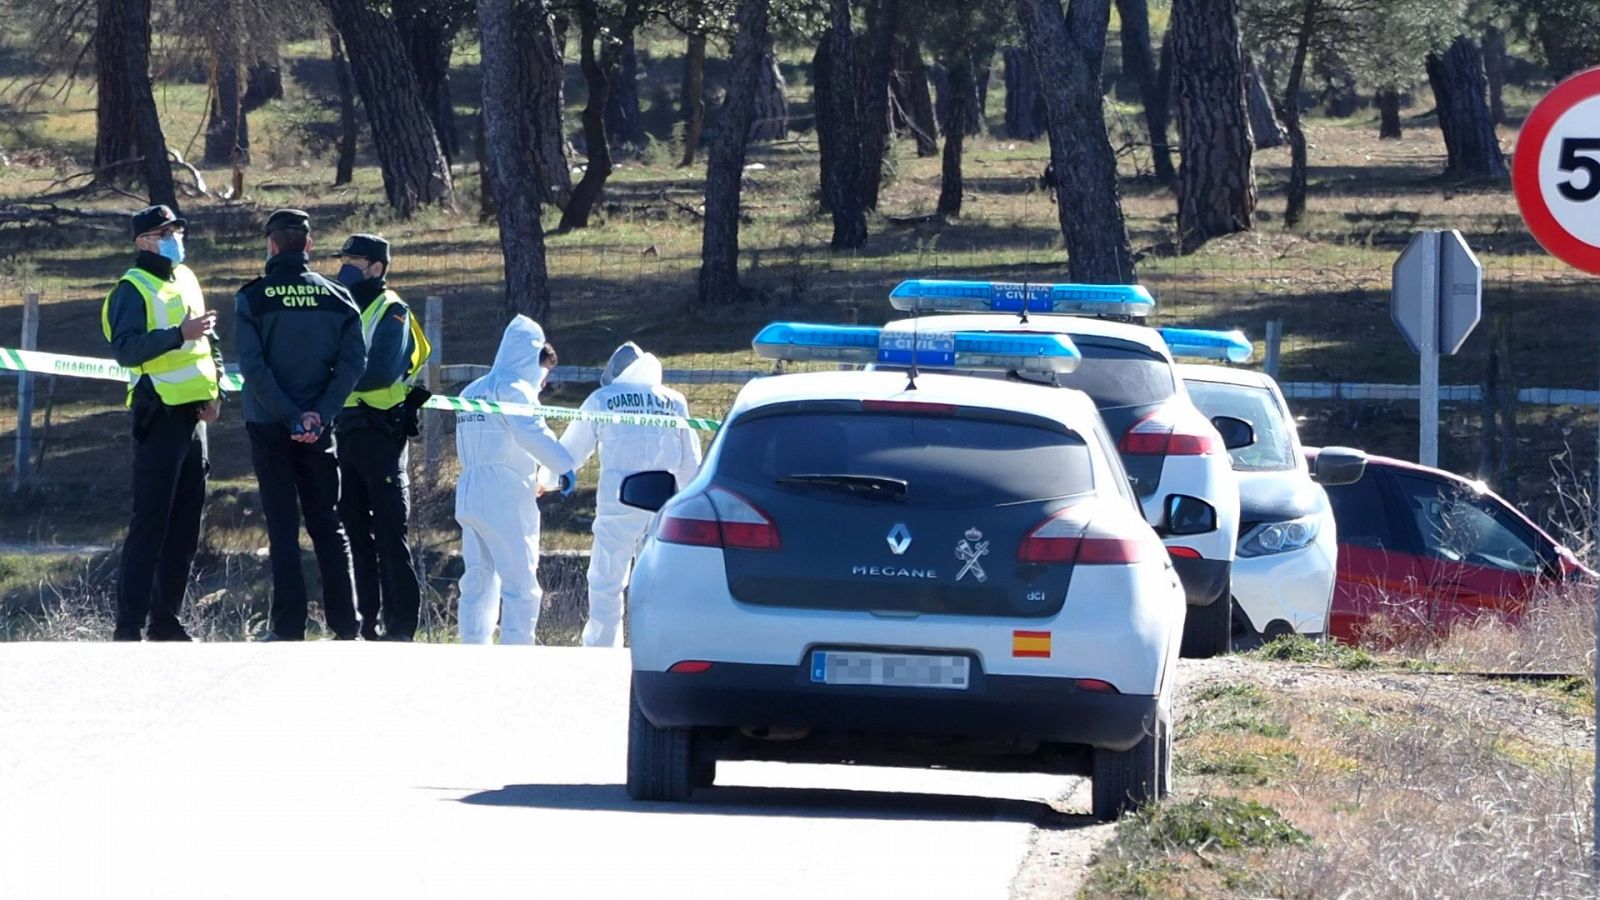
[339,233,391,264]
[263,208,311,235]
[131,205,186,239]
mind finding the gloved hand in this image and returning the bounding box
[559,470,577,497]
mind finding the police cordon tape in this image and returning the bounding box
[0,346,723,432]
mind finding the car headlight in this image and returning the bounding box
[1238,515,1320,557]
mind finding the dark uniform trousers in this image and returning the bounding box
[338,424,420,639]
[247,422,359,639]
[116,400,208,640]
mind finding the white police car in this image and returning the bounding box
[881,281,1250,658]
[620,324,1184,821]
[1177,365,1366,644]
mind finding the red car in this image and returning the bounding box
[1313,451,1593,645]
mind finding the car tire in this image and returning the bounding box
[693,758,717,789]
[1091,720,1169,821]
[626,686,695,802]
[1180,595,1233,659]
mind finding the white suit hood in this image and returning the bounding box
[601,342,664,387]
[491,315,547,387]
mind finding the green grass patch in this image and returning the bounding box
[1082,796,1310,899]
[1252,633,1379,670]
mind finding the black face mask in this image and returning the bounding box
[337,263,367,287]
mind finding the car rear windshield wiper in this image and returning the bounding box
[777,473,909,500]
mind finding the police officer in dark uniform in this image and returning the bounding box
[234,209,367,641]
[102,205,224,641]
[333,234,431,641]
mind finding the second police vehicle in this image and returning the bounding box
[881,281,1251,657]
[619,323,1185,821]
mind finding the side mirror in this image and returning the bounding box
[619,470,679,512]
[1312,447,1367,486]
[1211,415,1255,451]
[1163,494,1218,536]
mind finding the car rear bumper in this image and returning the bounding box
[633,663,1160,752]
[1172,556,1230,606]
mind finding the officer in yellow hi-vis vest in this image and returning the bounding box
[332,234,432,641]
[101,205,223,641]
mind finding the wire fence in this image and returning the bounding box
[0,245,1595,532]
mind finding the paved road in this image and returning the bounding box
[0,644,1089,899]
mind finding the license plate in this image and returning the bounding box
[809,651,971,690]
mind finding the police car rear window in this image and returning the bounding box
[716,411,1094,505]
[1054,339,1176,409]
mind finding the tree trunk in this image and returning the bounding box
[1314,56,1361,117]
[1248,59,1284,149]
[1003,47,1046,140]
[1115,0,1174,181]
[932,63,983,136]
[1016,0,1135,282]
[331,30,358,186]
[1375,88,1402,140]
[515,3,573,207]
[243,56,283,112]
[1426,36,1508,179]
[937,55,971,218]
[322,0,454,216]
[1280,3,1312,228]
[93,0,139,187]
[392,0,460,163]
[604,30,646,151]
[1171,0,1256,254]
[559,3,613,231]
[475,112,495,221]
[819,0,868,249]
[698,0,770,306]
[1482,24,1506,126]
[892,38,939,156]
[813,43,835,214]
[749,50,789,141]
[204,8,249,167]
[860,0,898,210]
[678,31,708,167]
[479,0,555,321]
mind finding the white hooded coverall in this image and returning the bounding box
[560,343,702,647]
[454,316,576,645]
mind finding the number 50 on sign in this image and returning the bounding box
[1513,67,1600,273]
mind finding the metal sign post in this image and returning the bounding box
[1510,65,1600,872]
[1392,230,1482,467]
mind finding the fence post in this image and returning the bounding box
[423,296,444,475]
[12,292,39,493]
[1263,320,1282,379]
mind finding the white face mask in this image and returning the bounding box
[536,366,550,391]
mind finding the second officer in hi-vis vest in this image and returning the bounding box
[332,234,432,641]
[102,204,223,641]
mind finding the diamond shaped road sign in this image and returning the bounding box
[1391,230,1483,356]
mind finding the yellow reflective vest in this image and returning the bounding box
[344,290,432,411]
[99,265,220,407]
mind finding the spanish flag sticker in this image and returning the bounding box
[1013,630,1051,658]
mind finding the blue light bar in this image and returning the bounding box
[752,322,1080,374]
[888,279,1155,318]
[1159,327,1253,363]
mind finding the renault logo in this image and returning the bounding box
[887,523,912,555]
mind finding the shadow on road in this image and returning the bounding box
[457,782,1096,828]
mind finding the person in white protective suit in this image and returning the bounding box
[454,316,577,645]
[559,342,702,647]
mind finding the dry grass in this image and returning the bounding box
[1082,653,1595,898]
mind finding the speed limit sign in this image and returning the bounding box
[1514,66,1600,273]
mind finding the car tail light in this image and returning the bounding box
[1075,678,1120,694]
[1019,509,1144,565]
[668,661,714,673]
[657,487,781,551]
[1120,409,1214,456]
[1167,546,1202,559]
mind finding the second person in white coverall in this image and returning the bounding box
[560,342,702,647]
[454,316,577,644]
